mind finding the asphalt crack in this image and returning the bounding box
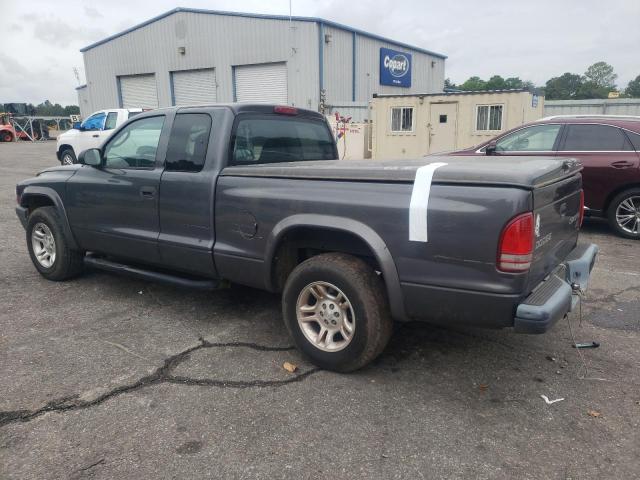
[77,458,105,472]
[0,339,320,428]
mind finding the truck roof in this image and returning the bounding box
[151,104,326,119]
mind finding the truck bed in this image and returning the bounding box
[217,155,583,327]
[221,156,582,189]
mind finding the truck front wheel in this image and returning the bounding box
[60,148,76,165]
[26,207,84,281]
[282,253,393,372]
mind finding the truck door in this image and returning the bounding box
[66,114,169,264]
[158,111,217,277]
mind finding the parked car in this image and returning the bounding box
[450,115,640,239]
[16,104,597,372]
[56,108,143,165]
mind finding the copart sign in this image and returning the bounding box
[380,47,412,87]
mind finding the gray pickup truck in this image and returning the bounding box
[16,104,598,371]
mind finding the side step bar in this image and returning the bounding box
[84,254,220,290]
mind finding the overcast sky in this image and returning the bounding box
[3,0,639,105]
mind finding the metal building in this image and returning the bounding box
[76,8,446,120]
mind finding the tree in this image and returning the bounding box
[575,81,609,99]
[544,73,583,100]
[584,61,617,90]
[625,75,640,98]
[459,76,487,91]
[444,78,457,90]
[485,75,507,90]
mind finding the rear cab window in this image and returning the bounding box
[230,114,337,165]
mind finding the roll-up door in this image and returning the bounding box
[119,74,158,109]
[234,62,287,104]
[172,68,217,105]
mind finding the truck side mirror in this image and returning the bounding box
[79,148,102,167]
[485,141,497,156]
[72,122,83,130]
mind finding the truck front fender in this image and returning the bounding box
[20,186,79,250]
[265,214,408,322]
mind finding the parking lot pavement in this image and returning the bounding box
[1,142,638,479]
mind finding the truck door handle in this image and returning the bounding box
[611,160,634,168]
[140,186,156,199]
[92,134,100,138]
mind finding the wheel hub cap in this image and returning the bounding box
[296,281,355,352]
[616,196,640,235]
[31,223,56,268]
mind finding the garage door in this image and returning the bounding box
[119,74,158,109]
[235,62,287,104]
[172,68,217,106]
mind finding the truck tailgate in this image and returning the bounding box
[527,173,582,293]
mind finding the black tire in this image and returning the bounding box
[1,131,13,142]
[607,188,640,239]
[26,207,84,281]
[60,148,76,165]
[282,253,393,372]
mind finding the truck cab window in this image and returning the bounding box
[104,112,119,130]
[165,113,212,172]
[103,116,164,169]
[231,116,336,164]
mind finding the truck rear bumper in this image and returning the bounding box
[514,243,598,334]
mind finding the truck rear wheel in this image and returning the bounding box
[26,207,84,281]
[1,131,13,142]
[60,148,76,165]
[282,253,393,372]
[607,188,640,239]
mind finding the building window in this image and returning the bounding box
[390,107,414,132]
[476,104,503,131]
[439,114,447,123]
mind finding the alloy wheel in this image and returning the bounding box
[31,222,56,268]
[296,281,356,352]
[615,196,640,235]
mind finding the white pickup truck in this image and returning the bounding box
[56,108,143,165]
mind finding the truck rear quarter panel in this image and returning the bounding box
[214,175,532,325]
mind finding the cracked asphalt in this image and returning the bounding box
[1,142,639,479]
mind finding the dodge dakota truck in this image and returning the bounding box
[16,104,598,372]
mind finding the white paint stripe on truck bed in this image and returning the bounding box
[409,162,448,242]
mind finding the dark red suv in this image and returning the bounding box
[452,115,640,239]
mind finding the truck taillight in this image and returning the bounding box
[497,212,534,273]
[579,190,585,227]
[274,106,298,116]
